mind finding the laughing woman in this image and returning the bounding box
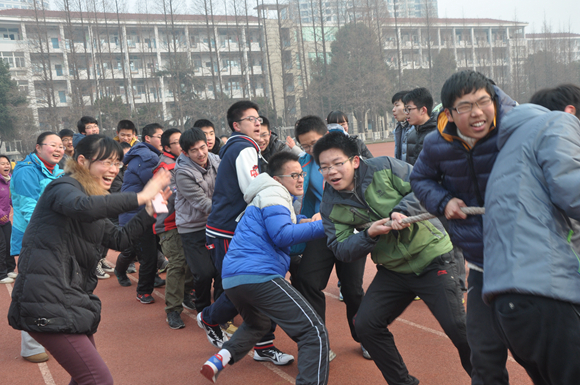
[8,135,171,385]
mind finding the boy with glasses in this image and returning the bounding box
[402,87,437,165]
[73,116,99,148]
[315,131,473,384]
[410,70,517,384]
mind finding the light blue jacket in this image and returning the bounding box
[10,153,64,255]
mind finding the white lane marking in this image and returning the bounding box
[4,283,57,385]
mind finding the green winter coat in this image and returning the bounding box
[320,156,452,275]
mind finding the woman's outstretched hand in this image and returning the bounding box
[138,168,172,211]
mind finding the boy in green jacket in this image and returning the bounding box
[314,131,471,385]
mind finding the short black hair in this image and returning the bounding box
[117,119,137,134]
[326,110,348,124]
[74,135,124,163]
[77,116,98,134]
[391,90,411,104]
[403,87,434,116]
[295,115,328,139]
[268,150,300,177]
[161,128,181,152]
[312,131,359,165]
[142,123,163,142]
[180,128,207,152]
[58,128,74,139]
[120,141,132,150]
[441,70,496,110]
[530,84,580,119]
[227,100,259,131]
[260,116,270,130]
[193,119,215,130]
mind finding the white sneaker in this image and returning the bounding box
[253,346,295,366]
[329,349,337,362]
[7,272,17,278]
[100,259,114,273]
[0,276,14,284]
[96,263,110,279]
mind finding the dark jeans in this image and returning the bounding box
[492,293,580,385]
[0,222,14,279]
[290,236,365,342]
[224,278,329,385]
[467,270,509,385]
[201,235,275,342]
[355,253,472,385]
[29,332,113,385]
[115,227,157,295]
[180,230,221,312]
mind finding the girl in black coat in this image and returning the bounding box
[8,135,170,385]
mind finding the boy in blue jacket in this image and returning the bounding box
[410,70,517,384]
[201,151,328,384]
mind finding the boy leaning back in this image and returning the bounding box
[410,70,517,384]
[314,132,472,384]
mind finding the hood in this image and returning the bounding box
[415,115,437,133]
[123,142,161,165]
[114,135,139,147]
[14,153,64,178]
[497,103,550,150]
[243,173,286,204]
[219,132,260,159]
[327,124,348,135]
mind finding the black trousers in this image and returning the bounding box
[355,253,472,385]
[224,278,329,385]
[467,270,509,385]
[180,230,221,312]
[290,237,365,342]
[115,227,157,295]
[0,222,13,279]
[491,293,580,385]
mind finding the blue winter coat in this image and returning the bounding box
[119,142,161,226]
[222,174,325,289]
[409,86,517,268]
[10,153,64,255]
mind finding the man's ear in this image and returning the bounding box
[353,155,361,169]
[232,121,241,132]
[564,105,577,116]
[444,108,454,123]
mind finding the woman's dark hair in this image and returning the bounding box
[35,131,60,155]
[327,110,348,124]
[74,135,124,163]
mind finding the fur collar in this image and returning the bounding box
[64,158,108,196]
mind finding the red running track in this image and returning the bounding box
[0,142,532,384]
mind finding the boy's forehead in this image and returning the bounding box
[455,88,492,103]
[319,148,347,163]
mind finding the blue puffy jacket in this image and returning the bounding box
[119,142,161,226]
[410,86,516,268]
[222,173,325,290]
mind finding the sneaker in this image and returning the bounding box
[329,349,337,362]
[201,354,226,383]
[114,268,131,287]
[7,271,17,278]
[182,297,196,311]
[136,293,155,304]
[127,262,137,274]
[0,276,14,284]
[166,311,185,329]
[154,275,165,287]
[220,321,238,338]
[96,263,110,279]
[23,352,49,363]
[197,312,228,348]
[338,281,344,301]
[100,258,114,273]
[361,344,372,360]
[414,296,421,301]
[253,346,295,366]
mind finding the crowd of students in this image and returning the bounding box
[2,69,580,385]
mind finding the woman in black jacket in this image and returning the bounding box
[8,135,170,385]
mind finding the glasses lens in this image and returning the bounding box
[456,104,471,114]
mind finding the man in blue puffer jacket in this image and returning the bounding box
[410,70,517,385]
[201,151,328,385]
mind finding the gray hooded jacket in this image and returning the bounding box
[483,104,580,305]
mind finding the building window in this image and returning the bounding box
[55,64,63,76]
[51,38,59,49]
[58,91,66,103]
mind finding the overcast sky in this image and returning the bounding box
[437,0,580,34]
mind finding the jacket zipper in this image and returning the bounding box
[465,151,484,207]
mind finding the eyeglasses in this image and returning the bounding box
[452,97,493,114]
[404,106,418,114]
[41,143,65,150]
[301,141,318,152]
[62,138,73,144]
[96,160,124,169]
[276,171,307,180]
[238,116,263,124]
[259,132,271,139]
[169,141,180,146]
[318,157,353,174]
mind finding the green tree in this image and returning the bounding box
[0,61,28,148]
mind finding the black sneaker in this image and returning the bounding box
[114,268,131,287]
[95,263,110,279]
[127,262,137,274]
[100,258,114,273]
[136,293,155,304]
[197,312,228,348]
[253,346,295,366]
[166,311,185,329]
[182,298,196,311]
[154,275,165,287]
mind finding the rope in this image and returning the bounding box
[358,207,485,229]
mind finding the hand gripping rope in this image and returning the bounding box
[357,207,486,230]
